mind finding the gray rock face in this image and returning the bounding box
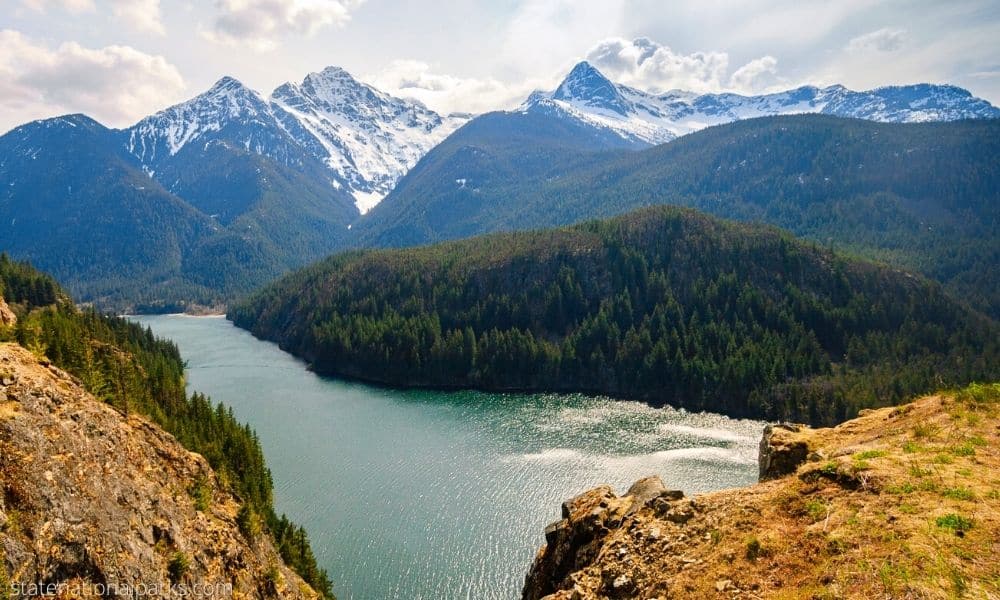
[0,297,15,327]
[758,423,809,481]
[523,477,689,600]
[0,343,317,599]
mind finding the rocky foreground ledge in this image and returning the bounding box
[0,343,317,598]
[523,386,1000,599]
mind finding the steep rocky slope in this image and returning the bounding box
[0,343,317,598]
[524,384,1000,599]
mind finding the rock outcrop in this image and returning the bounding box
[0,297,15,327]
[757,423,809,481]
[522,386,1000,599]
[0,342,317,598]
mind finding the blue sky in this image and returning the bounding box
[2,0,999,131]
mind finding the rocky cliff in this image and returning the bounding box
[0,298,14,327]
[523,385,1000,599]
[0,342,317,598]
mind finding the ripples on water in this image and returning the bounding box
[133,315,764,600]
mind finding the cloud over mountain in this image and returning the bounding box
[584,37,781,94]
[206,0,366,50]
[0,29,185,131]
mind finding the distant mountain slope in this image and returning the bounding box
[233,206,1000,425]
[0,66,470,309]
[352,115,1000,317]
[0,115,217,303]
[0,113,358,309]
[356,110,638,246]
[520,61,1000,146]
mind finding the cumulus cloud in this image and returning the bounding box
[205,0,365,51]
[111,0,165,35]
[846,27,907,53]
[584,37,781,94]
[0,29,185,132]
[368,60,534,115]
[729,55,780,93]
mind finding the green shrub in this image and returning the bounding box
[956,382,1000,406]
[168,552,190,583]
[935,514,973,534]
[941,487,975,501]
[237,504,262,541]
[189,476,211,512]
[805,500,827,522]
[1,560,10,600]
[820,462,839,477]
[853,449,887,460]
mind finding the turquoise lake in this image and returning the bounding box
[133,314,764,600]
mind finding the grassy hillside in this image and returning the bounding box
[524,383,1000,599]
[233,206,999,425]
[353,115,1000,317]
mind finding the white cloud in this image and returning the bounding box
[729,55,780,93]
[846,27,906,53]
[584,37,780,94]
[501,0,627,75]
[0,29,186,132]
[368,60,535,115]
[19,0,95,13]
[205,0,365,51]
[111,0,166,35]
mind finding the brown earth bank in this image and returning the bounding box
[0,342,317,599]
[524,385,1000,600]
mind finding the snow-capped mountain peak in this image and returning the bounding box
[125,75,275,162]
[521,63,1000,146]
[269,67,468,212]
[122,66,470,214]
[552,61,631,116]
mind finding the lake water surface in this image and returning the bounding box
[133,314,764,600]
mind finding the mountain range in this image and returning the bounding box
[125,67,468,214]
[521,61,1000,146]
[0,66,466,307]
[1,60,998,310]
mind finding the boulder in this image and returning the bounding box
[758,423,810,481]
[0,296,15,327]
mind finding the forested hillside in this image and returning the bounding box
[0,254,334,596]
[0,115,357,312]
[233,207,999,426]
[354,115,1000,317]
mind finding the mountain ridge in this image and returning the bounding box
[519,60,1000,146]
[123,68,468,214]
[352,114,1000,318]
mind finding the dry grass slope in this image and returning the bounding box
[526,383,1000,599]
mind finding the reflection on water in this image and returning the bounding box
[133,314,764,600]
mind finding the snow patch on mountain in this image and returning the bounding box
[270,66,467,213]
